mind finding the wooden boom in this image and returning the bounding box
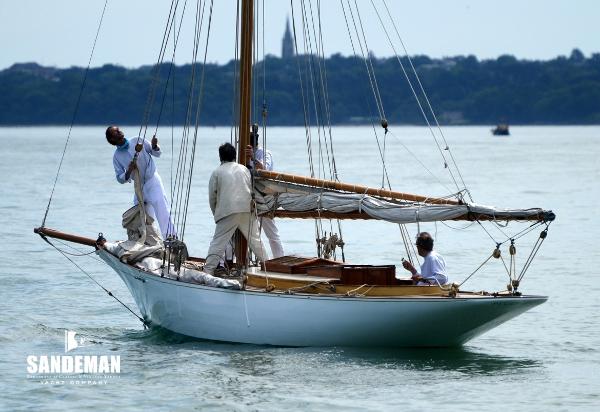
[34,226,98,247]
[262,210,551,222]
[256,170,462,205]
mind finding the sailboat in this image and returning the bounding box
[35,0,554,347]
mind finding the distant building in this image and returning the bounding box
[281,17,294,59]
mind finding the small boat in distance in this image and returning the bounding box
[492,123,510,135]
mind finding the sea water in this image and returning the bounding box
[1,125,599,411]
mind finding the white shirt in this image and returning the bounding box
[112,137,161,184]
[418,251,448,285]
[250,148,273,171]
[208,161,252,222]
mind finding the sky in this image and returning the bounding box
[1,0,599,70]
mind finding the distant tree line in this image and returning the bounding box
[1,49,599,126]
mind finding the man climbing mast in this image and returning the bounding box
[105,126,176,239]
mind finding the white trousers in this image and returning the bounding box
[204,212,268,274]
[223,217,284,260]
[260,217,284,258]
[134,174,177,239]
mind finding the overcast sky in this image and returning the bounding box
[1,0,598,70]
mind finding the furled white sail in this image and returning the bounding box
[254,179,552,223]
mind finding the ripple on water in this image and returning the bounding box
[4,126,600,410]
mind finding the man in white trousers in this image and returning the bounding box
[245,132,285,258]
[204,143,268,275]
[106,126,176,239]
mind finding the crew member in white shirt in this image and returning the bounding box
[401,232,448,285]
[106,126,176,239]
[204,143,268,275]
[245,131,285,258]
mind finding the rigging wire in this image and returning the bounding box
[342,0,462,262]
[498,253,511,278]
[298,0,328,180]
[170,10,177,210]
[48,238,110,267]
[292,0,350,257]
[151,0,190,219]
[315,0,339,181]
[458,253,495,288]
[311,0,346,262]
[369,0,464,196]
[45,239,98,257]
[290,0,325,254]
[290,1,316,177]
[341,0,423,260]
[352,0,386,121]
[302,0,342,246]
[180,0,215,240]
[341,1,378,117]
[304,0,335,181]
[386,130,455,194]
[154,0,189,136]
[476,220,500,244]
[517,227,549,282]
[136,0,180,146]
[297,2,327,245]
[399,223,418,266]
[260,0,268,154]
[41,0,108,227]
[379,0,471,201]
[171,0,208,239]
[40,236,147,326]
[344,1,384,120]
[230,0,241,145]
[339,0,392,190]
[440,220,477,231]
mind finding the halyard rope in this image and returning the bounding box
[41,0,108,228]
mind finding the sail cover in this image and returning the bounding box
[254,179,554,223]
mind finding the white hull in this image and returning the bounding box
[99,251,546,347]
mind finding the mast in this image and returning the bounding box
[235,0,254,268]
[238,0,253,154]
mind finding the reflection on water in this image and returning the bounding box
[115,326,541,378]
[330,347,541,376]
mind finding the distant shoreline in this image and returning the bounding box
[2,51,599,126]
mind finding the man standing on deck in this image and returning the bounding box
[245,130,285,258]
[105,126,176,239]
[401,232,448,285]
[204,143,268,275]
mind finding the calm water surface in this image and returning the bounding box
[1,126,599,411]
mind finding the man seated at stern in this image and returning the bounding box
[401,232,448,286]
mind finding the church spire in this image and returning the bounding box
[281,16,294,59]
